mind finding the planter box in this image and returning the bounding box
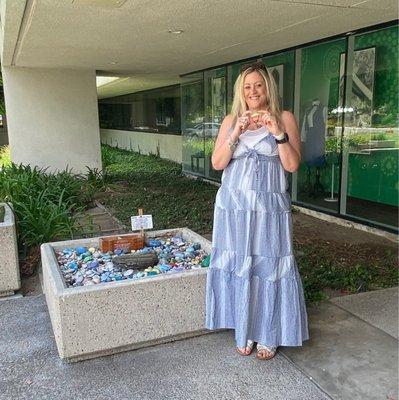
[0,203,20,296]
[41,228,212,362]
[359,140,396,150]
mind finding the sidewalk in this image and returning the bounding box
[0,287,397,400]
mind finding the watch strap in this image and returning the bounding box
[275,132,289,144]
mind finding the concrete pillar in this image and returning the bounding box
[2,67,102,173]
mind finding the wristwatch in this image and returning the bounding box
[275,132,289,144]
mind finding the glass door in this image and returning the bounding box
[296,39,347,213]
[340,26,398,229]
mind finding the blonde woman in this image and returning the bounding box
[205,61,309,360]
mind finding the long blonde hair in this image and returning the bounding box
[231,62,282,127]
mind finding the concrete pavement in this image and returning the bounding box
[0,288,397,400]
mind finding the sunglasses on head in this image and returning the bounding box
[240,61,267,74]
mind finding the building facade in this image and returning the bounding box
[99,22,398,232]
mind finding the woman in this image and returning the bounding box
[205,61,309,360]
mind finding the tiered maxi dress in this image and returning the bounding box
[205,126,309,349]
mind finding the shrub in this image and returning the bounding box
[0,163,96,274]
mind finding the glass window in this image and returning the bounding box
[181,72,205,175]
[341,25,398,228]
[296,39,347,213]
[204,67,227,181]
[262,51,295,112]
[98,85,181,135]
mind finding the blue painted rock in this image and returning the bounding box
[67,262,78,272]
[192,242,201,250]
[114,248,124,256]
[114,273,123,281]
[75,246,87,255]
[147,239,162,248]
[88,260,99,270]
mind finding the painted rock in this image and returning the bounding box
[67,262,78,272]
[74,272,84,283]
[123,269,134,278]
[201,255,211,267]
[75,246,87,255]
[88,260,99,270]
[147,239,162,248]
[114,248,124,256]
[192,242,201,250]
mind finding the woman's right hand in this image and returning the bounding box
[232,111,251,139]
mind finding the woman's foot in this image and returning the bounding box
[256,344,277,360]
[236,340,254,356]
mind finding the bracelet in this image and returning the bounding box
[274,132,285,141]
[227,138,239,152]
[275,132,289,144]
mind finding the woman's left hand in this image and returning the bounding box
[259,110,284,137]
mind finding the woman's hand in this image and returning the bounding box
[232,111,252,138]
[259,110,284,136]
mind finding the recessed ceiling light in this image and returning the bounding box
[168,29,184,34]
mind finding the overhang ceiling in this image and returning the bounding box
[0,0,397,98]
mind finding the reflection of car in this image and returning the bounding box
[186,122,221,138]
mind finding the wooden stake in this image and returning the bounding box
[138,208,145,239]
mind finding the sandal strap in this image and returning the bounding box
[237,340,254,352]
[257,344,276,352]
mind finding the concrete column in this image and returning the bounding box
[2,67,102,173]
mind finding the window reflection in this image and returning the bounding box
[99,85,181,135]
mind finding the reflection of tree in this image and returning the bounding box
[182,137,215,156]
[182,81,204,128]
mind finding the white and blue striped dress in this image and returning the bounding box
[205,126,309,349]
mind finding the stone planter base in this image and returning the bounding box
[41,228,212,362]
[0,203,20,296]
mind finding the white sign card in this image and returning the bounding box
[131,214,153,231]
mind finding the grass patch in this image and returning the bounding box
[100,145,217,234]
[297,244,398,303]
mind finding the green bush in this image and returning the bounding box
[0,163,95,255]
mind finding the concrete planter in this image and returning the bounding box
[0,203,20,296]
[41,228,212,362]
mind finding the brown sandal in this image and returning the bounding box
[256,344,277,360]
[236,340,254,356]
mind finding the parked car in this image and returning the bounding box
[186,122,221,138]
